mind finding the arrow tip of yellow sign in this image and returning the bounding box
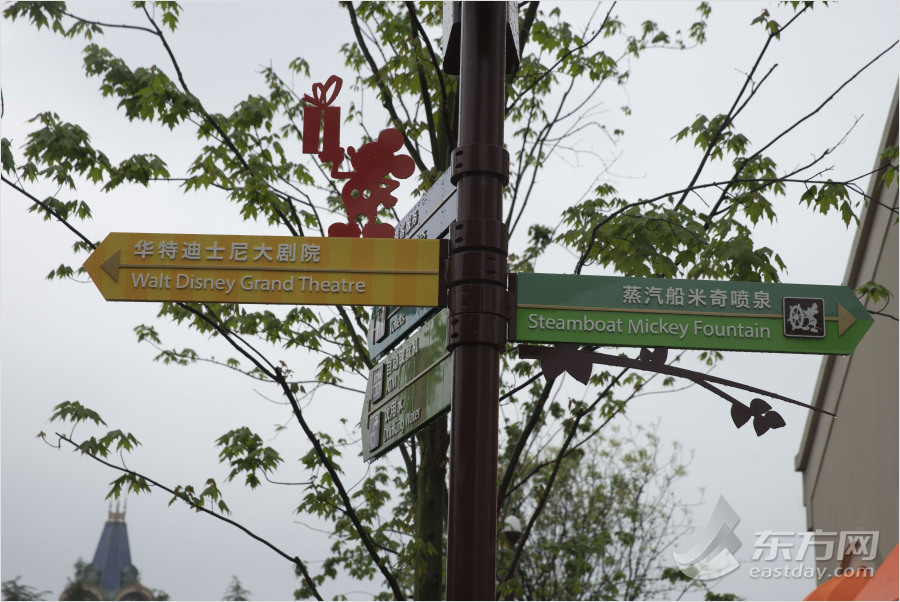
[100,249,121,283]
[837,302,857,336]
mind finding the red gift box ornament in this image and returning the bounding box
[302,75,343,166]
[302,75,415,239]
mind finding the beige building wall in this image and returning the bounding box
[795,86,899,582]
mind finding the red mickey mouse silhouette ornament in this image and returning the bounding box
[302,75,414,238]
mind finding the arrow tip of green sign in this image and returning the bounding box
[837,302,857,336]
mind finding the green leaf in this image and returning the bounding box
[1,137,15,173]
[216,427,283,488]
[855,280,892,304]
[50,401,107,427]
[99,429,141,452]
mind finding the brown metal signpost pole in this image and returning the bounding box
[446,2,509,599]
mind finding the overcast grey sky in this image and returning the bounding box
[2,2,898,600]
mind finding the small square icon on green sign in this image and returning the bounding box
[371,364,385,402]
[368,412,382,451]
[373,307,387,342]
[783,297,825,338]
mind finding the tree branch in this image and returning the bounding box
[335,305,373,371]
[138,4,299,237]
[404,1,452,148]
[674,4,812,210]
[500,366,630,586]
[505,3,614,115]
[708,39,900,220]
[2,176,96,249]
[497,378,554,513]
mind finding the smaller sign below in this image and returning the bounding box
[369,304,437,361]
[395,167,457,241]
[362,309,453,461]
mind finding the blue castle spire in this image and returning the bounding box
[61,502,155,601]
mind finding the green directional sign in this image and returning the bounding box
[511,273,872,355]
[362,309,452,461]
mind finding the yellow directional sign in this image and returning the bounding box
[84,233,446,307]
